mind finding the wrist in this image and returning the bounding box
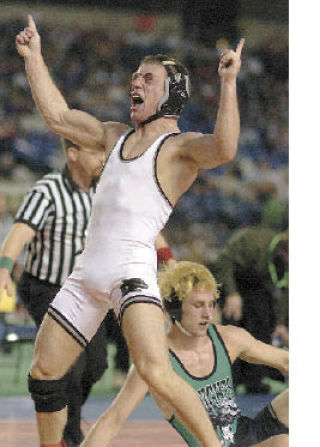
[24,52,43,66]
[220,77,237,90]
[0,256,14,273]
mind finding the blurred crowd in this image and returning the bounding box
[0,17,288,262]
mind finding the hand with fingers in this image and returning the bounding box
[16,14,41,58]
[218,38,245,82]
[223,293,243,321]
[0,268,14,298]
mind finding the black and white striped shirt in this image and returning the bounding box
[15,167,95,286]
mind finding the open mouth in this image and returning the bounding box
[131,95,144,105]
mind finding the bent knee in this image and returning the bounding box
[30,358,55,380]
[30,353,65,380]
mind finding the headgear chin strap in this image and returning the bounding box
[140,60,190,126]
[164,289,183,323]
[163,290,193,336]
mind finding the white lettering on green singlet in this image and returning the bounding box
[198,376,239,446]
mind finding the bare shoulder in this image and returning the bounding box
[104,121,132,151]
[216,325,251,361]
[216,323,248,340]
[164,131,204,161]
[174,131,204,147]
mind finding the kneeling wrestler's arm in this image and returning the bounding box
[80,365,149,447]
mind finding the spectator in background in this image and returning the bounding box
[0,116,17,179]
[210,226,288,393]
[0,138,107,447]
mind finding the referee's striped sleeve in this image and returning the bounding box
[15,189,51,231]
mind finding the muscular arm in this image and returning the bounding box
[82,365,149,447]
[16,16,125,151]
[26,53,106,149]
[219,325,289,375]
[179,39,244,169]
[0,223,35,296]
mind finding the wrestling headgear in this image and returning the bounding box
[163,289,183,323]
[140,55,190,126]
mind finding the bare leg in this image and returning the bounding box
[30,314,83,444]
[270,388,289,427]
[122,303,221,447]
[252,434,289,447]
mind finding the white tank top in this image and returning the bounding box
[73,130,177,292]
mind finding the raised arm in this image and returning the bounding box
[81,365,149,447]
[180,38,245,169]
[15,15,124,151]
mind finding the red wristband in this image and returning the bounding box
[157,247,173,264]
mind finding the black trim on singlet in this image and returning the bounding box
[119,295,163,327]
[213,324,233,369]
[47,305,89,348]
[118,128,142,161]
[166,418,192,445]
[153,132,181,209]
[168,327,217,381]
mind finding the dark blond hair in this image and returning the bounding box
[140,54,189,76]
[158,261,219,304]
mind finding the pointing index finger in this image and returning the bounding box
[236,38,245,55]
[28,14,37,31]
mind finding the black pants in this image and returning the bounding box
[18,272,108,444]
[234,404,288,446]
[104,310,129,373]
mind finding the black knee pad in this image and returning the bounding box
[28,373,69,413]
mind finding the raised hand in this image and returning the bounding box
[16,14,41,58]
[218,38,245,81]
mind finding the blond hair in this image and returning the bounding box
[158,261,219,304]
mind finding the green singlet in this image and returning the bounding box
[168,324,241,446]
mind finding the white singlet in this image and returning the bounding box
[49,130,178,346]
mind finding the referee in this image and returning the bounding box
[0,138,107,447]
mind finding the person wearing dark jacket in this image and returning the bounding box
[211,226,288,393]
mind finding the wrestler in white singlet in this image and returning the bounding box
[48,130,179,346]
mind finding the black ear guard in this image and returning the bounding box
[140,60,190,126]
[163,289,183,322]
[158,65,190,116]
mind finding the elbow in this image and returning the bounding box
[214,135,238,165]
[44,115,64,133]
[219,145,237,164]
[284,359,289,376]
[42,107,69,133]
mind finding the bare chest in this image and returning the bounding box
[172,344,215,378]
